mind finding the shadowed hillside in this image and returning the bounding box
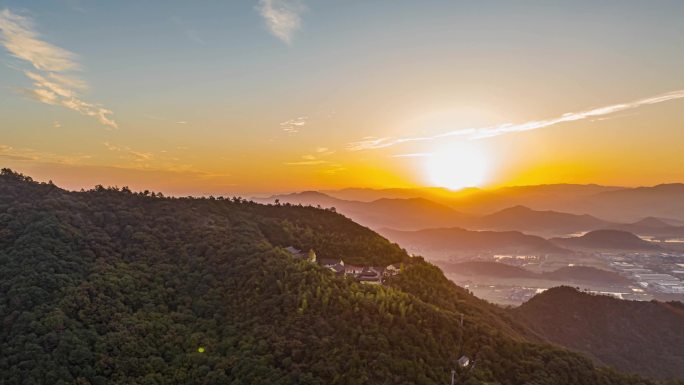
[514,287,684,380]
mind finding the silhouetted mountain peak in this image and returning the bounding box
[381,226,570,254]
[488,205,599,220]
[499,205,533,213]
[552,229,660,251]
[650,183,684,191]
[282,190,333,198]
[580,229,644,242]
[256,190,346,206]
[632,217,672,228]
[370,196,451,208]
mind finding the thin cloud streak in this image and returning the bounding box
[0,143,91,164]
[258,0,304,44]
[280,116,307,133]
[0,9,117,128]
[103,142,154,163]
[285,146,337,166]
[0,9,76,71]
[348,90,684,151]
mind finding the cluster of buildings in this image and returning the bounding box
[630,271,684,293]
[610,257,684,294]
[284,246,401,284]
[492,254,542,267]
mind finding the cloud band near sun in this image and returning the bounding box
[348,89,684,151]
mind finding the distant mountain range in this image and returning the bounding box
[438,261,632,286]
[551,229,662,251]
[255,191,684,242]
[581,184,684,222]
[471,205,607,235]
[320,186,461,202]
[612,218,684,239]
[379,227,569,257]
[382,226,671,259]
[323,184,618,210]
[514,286,684,380]
[253,191,469,230]
[631,217,674,228]
[281,183,684,223]
[475,207,684,239]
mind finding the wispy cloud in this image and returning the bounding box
[280,116,307,133]
[348,90,684,151]
[0,9,76,71]
[285,153,328,166]
[0,9,117,128]
[0,143,91,164]
[0,145,33,161]
[285,146,337,166]
[103,142,154,163]
[315,147,335,155]
[257,0,304,44]
[284,156,345,175]
[323,164,346,174]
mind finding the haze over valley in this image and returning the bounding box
[257,186,684,306]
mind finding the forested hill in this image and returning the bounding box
[514,286,684,380]
[0,169,671,385]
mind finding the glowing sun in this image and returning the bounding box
[424,143,490,190]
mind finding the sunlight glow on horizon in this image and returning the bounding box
[424,143,491,190]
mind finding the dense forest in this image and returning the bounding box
[0,169,678,385]
[514,286,684,380]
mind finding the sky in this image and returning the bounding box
[1,0,683,195]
